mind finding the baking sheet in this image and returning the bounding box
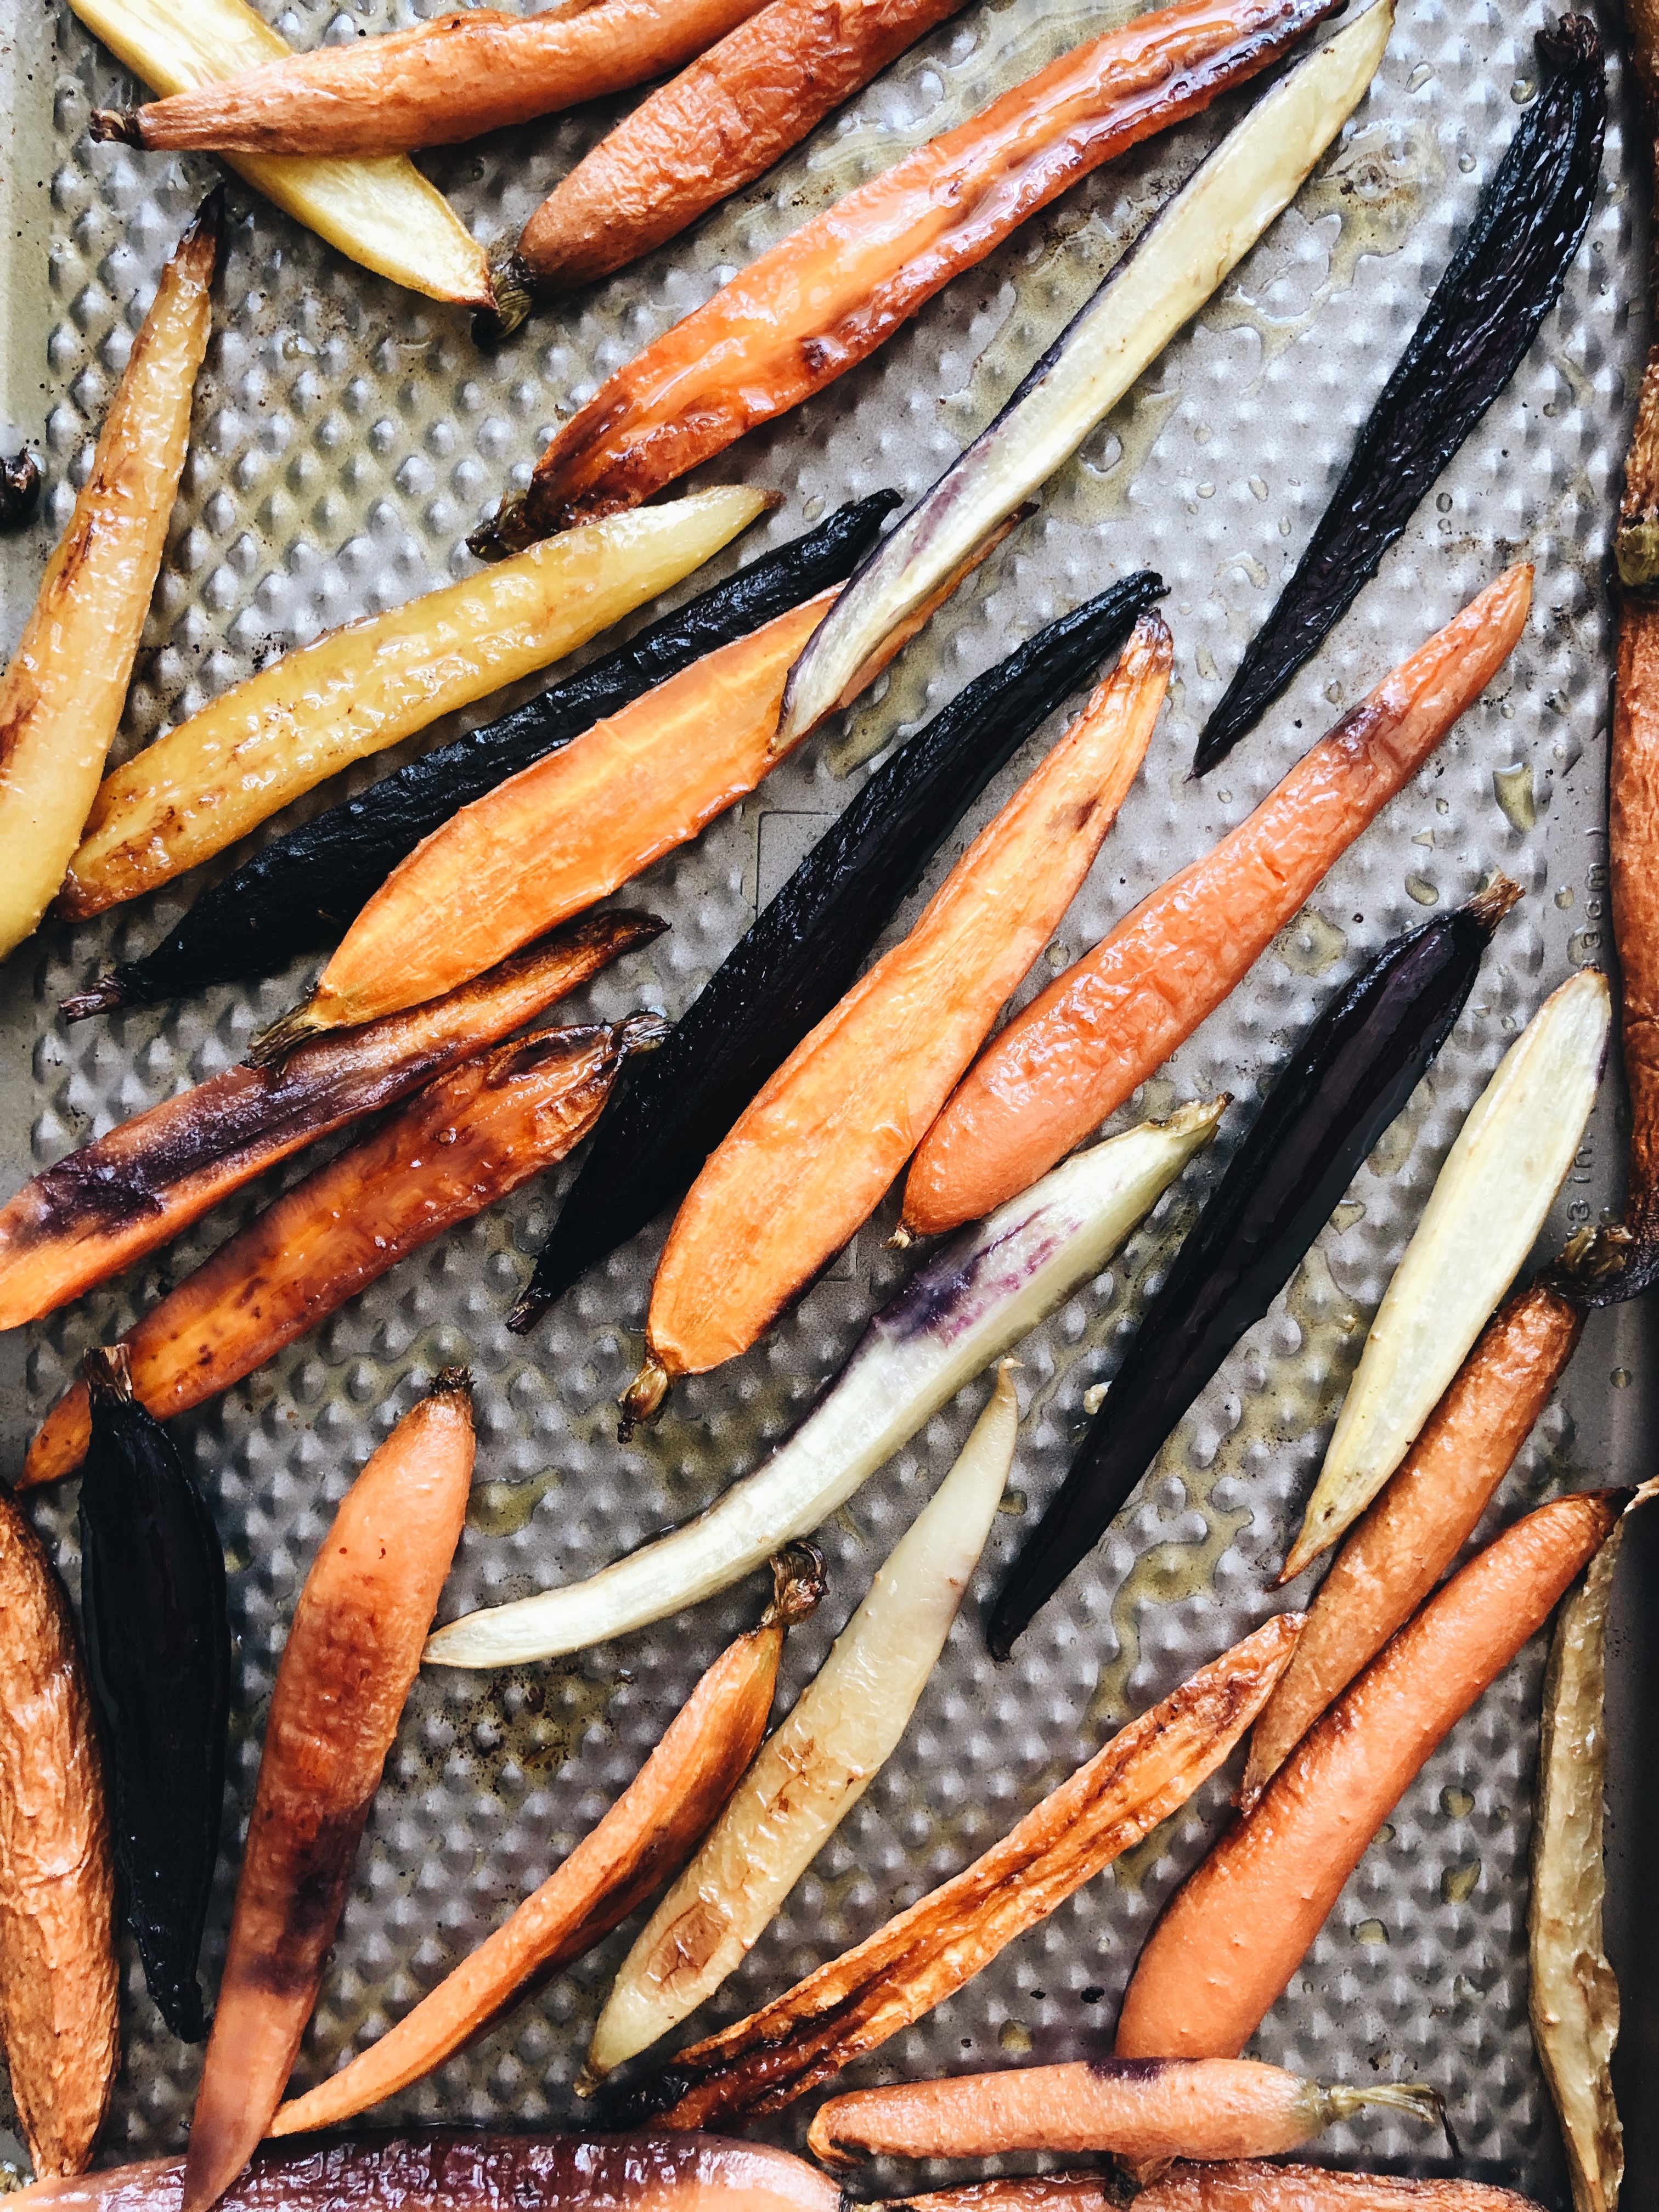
[1,0,1657,2199]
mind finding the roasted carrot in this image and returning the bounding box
[181,1372,476,2212]
[614,1615,1299,2128]
[1242,1276,1584,1805]
[23,1015,663,1488]
[252,516,1008,1058]
[869,2183,1544,2212]
[1134,2171,1545,2212]
[619,612,1170,1423]
[900,563,1533,1239]
[473,0,1340,550]
[90,0,764,156]
[269,1547,822,2134]
[807,2056,1440,2166]
[0,913,659,1332]
[1114,1490,1622,2063]
[511,0,969,304]
[0,197,215,961]
[0,1489,119,2177]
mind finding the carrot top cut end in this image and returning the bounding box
[762,1541,827,1628]
[82,1344,134,1404]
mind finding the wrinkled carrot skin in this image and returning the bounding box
[1115,1491,1622,2063]
[0,915,658,1333]
[1243,1279,1583,1803]
[507,0,1340,540]
[869,2186,1112,2212]
[636,614,1170,1397]
[104,0,765,155]
[0,1491,119,2179]
[24,1021,647,1487]
[901,564,1533,1238]
[642,1615,1299,2128]
[1135,2168,1545,2212]
[181,1375,475,2212]
[520,0,968,293]
[271,1599,792,2131]
[809,2056,1338,2165]
[273,595,832,1046]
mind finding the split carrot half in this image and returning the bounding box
[479,0,1341,548]
[270,1548,822,2134]
[91,0,765,156]
[901,562,1533,1240]
[871,2180,1544,2212]
[181,1372,475,2212]
[23,1016,662,1488]
[1113,1488,1622,2063]
[624,610,1172,1422]
[1240,1275,1584,1807]
[514,0,969,300]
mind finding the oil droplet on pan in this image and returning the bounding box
[1273,905,1348,977]
[1493,761,1537,832]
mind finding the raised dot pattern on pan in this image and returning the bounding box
[0,0,1634,2190]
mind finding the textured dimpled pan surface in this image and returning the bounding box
[0,0,1656,2202]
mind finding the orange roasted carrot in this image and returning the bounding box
[1114,1489,1623,2064]
[477,0,1341,549]
[23,1015,663,1488]
[270,1547,821,2134]
[871,2182,1544,2212]
[807,2056,1440,2166]
[900,563,1533,1240]
[623,611,1171,1423]
[90,0,765,156]
[1241,1276,1584,1807]
[0,913,659,1333]
[180,1371,475,2212]
[513,0,969,302]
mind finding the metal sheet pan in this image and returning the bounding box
[1,0,1656,2199]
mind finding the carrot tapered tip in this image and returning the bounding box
[59,970,131,1022]
[90,107,143,145]
[248,997,328,1068]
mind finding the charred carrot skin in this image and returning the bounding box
[515,0,969,298]
[901,563,1533,1239]
[0,914,660,1332]
[1242,1277,1584,1803]
[629,610,1171,1415]
[1114,1490,1623,2063]
[23,1016,664,1488]
[270,1549,822,2134]
[1134,2170,1546,2212]
[92,0,764,155]
[477,0,1342,549]
[181,1373,476,2212]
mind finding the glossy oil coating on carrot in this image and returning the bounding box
[1114,1489,1622,2063]
[495,0,1341,544]
[901,563,1533,1239]
[180,1373,475,2212]
[259,595,833,1051]
[1134,2168,1545,2212]
[1242,1278,1583,1804]
[24,1018,658,1487]
[629,1615,1299,2128]
[807,2055,1438,2166]
[630,611,1171,1411]
[0,914,659,1331]
[270,1549,822,2132]
[518,0,969,294]
[95,0,765,156]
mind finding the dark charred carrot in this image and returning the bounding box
[180,1372,476,2212]
[270,1548,821,2133]
[808,2056,1440,2166]
[623,611,1171,1425]
[472,0,1342,551]
[900,564,1533,1240]
[91,0,764,156]
[1242,1276,1584,1805]
[22,1015,664,1488]
[1114,1491,1623,2062]
[0,914,659,1331]
[509,0,968,306]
